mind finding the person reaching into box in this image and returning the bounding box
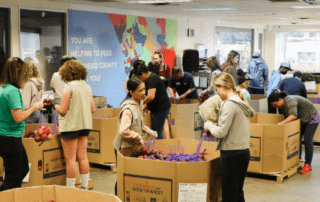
[0,57,44,191]
[113,77,158,195]
[54,60,96,190]
[168,66,198,100]
[203,72,255,202]
[268,90,320,174]
[279,71,307,98]
[134,61,171,140]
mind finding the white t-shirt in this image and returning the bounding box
[50,72,66,99]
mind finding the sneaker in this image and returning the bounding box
[300,164,312,174]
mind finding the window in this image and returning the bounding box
[275,32,320,73]
[20,9,66,91]
[215,26,253,70]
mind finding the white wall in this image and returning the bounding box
[0,0,263,68]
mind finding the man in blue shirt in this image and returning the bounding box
[279,71,307,98]
[168,66,198,99]
[267,62,293,113]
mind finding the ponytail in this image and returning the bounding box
[268,90,288,104]
[235,87,248,103]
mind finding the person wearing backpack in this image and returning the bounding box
[21,60,44,124]
[246,52,269,95]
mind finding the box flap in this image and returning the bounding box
[0,189,14,202]
[250,94,266,99]
[256,113,284,125]
[92,108,118,119]
[13,186,43,201]
[55,186,107,201]
[41,186,56,202]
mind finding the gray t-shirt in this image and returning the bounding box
[282,95,318,124]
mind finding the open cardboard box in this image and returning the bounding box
[248,113,300,173]
[117,138,222,202]
[168,99,203,140]
[0,185,120,202]
[248,94,268,114]
[21,124,66,187]
[89,108,152,164]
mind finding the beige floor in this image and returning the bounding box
[90,145,320,201]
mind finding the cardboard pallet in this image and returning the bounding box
[75,179,94,189]
[247,161,304,183]
[90,162,117,173]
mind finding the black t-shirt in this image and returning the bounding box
[145,73,171,113]
[168,72,198,99]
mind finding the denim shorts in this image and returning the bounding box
[60,129,91,139]
[25,110,41,124]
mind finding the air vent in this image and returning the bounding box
[151,2,171,5]
[299,17,310,19]
[84,0,118,2]
[291,22,298,24]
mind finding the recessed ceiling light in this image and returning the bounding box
[185,7,237,11]
[128,0,192,3]
[292,6,320,9]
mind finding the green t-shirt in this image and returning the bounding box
[0,84,25,137]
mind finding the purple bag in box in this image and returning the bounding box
[314,97,320,104]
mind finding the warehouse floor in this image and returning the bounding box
[90,145,320,202]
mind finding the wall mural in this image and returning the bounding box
[68,10,177,107]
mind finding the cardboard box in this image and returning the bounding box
[117,138,222,202]
[0,185,120,202]
[22,124,66,187]
[248,113,300,173]
[93,96,107,105]
[311,104,320,141]
[168,99,203,140]
[248,95,268,114]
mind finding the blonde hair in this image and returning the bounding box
[25,60,43,80]
[212,72,248,103]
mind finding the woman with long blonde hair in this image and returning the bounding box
[204,72,254,202]
[21,60,45,124]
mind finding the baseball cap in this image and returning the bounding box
[280,62,293,71]
[293,71,303,78]
[252,52,260,58]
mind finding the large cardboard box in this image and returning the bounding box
[248,94,268,114]
[248,113,300,173]
[312,104,320,141]
[89,108,152,164]
[0,185,120,202]
[21,124,66,187]
[0,157,3,179]
[168,99,203,140]
[93,96,107,105]
[117,138,222,202]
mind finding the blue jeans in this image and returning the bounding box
[300,122,319,165]
[152,107,171,139]
[25,110,41,124]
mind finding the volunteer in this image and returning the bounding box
[50,55,76,106]
[268,91,319,174]
[238,76,251,101]
[221,50,240,86]
[147,61,170,139]
[201,56,222,97]
[246,52,269,94]
[134,61,171,139]
[153,52,171,88]
[21,60,44,124]
[279,71,307,98]
[55,60,96,190]
[204,72,255,202]
[266,62,293,114]
[113,77,158,195]
[168,66,198,99]
[0,57,44,191]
